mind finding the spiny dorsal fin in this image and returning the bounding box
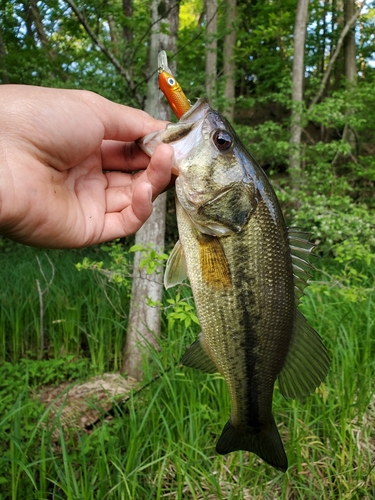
[288,228,316,304]
[164,240,188,289]
[278,310,330,399]
[181,332,218,373]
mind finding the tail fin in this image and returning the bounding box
[215,418,287,472]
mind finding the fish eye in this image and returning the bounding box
[213,130,232,151]
[167,77,175,86]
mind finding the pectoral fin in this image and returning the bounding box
[181,332,218,373]
[164,240,188,289]
[198,234,232,291]
[278,310,330,399]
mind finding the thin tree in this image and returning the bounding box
[309,4,363,108]
[0,26,9,84]
[122,0,179,380]
[205,0,218,101]
[223,0,236,121]
[289,0,309,181]
[343,0,357,152]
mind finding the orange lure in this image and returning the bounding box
[158,51,191,119]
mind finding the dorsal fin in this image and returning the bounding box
[288,227,316,304]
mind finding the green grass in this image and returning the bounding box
[0,242,128,371]
[0,240,374,498]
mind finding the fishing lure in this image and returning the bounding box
[158,50,191,119]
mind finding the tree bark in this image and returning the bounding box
[223,0,237,121]
[344,0,358,84]
[289,0,309,180]
[205,0,218,101]
[122,0,178,380]
[122,0,133,44]
[320,0,328,75]
[344,0,357,85]
[343,0,357,152]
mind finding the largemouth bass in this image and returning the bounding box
[139,98,329,472]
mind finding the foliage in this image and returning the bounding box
[76,239,132,287]
[165,290,200,329]
[129,243,169,275]
[0,357,90,418]
[0,0,155,105]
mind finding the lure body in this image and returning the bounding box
[158,51,191,119]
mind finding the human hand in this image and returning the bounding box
[0,85,173,248]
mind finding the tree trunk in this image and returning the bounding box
[122,0,178,380]
[309,5,361,109]
[22,0,34,39]
[29,0,49,48]
[122,0,133,44]
[333,0,345,91]
[205,0,218,101]
[320,0,328,141]
[343,0,357,153]
[223,0,237,122]
[289,0,309,182]
[344,0,357,85]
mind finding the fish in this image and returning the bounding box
[158,50,191,119]
[139,98,330,472]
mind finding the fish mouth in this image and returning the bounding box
[137,98,210,176]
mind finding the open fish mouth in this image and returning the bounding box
[137,98,209,175]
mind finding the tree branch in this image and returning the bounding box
[309,5,365,109]
[65,0,143,105]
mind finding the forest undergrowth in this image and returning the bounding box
[0,208,374,499]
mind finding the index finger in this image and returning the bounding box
[101,140,151,171]
[80,92,167,142]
